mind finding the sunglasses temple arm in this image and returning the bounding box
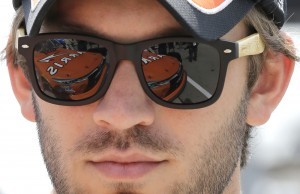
[236,33,265,58]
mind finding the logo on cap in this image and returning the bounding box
[31,0,41,11]
[187,0,233,14]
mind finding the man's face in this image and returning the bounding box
[35,0,250,193]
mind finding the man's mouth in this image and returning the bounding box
[89,153,167,179]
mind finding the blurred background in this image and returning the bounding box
[0,1,299,194]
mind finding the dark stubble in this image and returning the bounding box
[33,91,249,194]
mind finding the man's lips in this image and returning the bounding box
[89,153,166,179]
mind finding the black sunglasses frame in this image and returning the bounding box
[18,33,239,109]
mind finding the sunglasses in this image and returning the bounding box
[16,28,265,109]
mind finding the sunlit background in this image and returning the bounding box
[0,1,299,194]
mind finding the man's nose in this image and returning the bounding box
[93,60,155,130]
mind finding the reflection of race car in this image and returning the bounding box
[34,47,186,101]
[142,51,187,101]
[34,47,107,100]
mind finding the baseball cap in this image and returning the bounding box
[12,0,287,40]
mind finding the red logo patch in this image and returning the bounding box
[187,0,233,14]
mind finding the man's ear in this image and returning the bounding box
[247,43,295,126]
[6,37,35,122]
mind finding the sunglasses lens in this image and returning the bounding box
[142,42,220,104]
[33,38,109,101]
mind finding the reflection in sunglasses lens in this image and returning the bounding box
[34,38,109,100]
[142,42,220,104]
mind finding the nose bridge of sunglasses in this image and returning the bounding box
[107,44,146,89]
[114,44,139,64]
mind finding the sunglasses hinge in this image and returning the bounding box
[15,27,26,50]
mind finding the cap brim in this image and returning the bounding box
[21,0,56,35]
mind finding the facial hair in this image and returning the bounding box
[33,91,249,194]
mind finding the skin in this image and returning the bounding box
[7,0,294,193]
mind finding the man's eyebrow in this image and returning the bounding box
[58,24,107,38]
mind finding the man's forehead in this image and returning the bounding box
[42,2,246,44]
[13,0,250,39]
[42,0,189,44]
